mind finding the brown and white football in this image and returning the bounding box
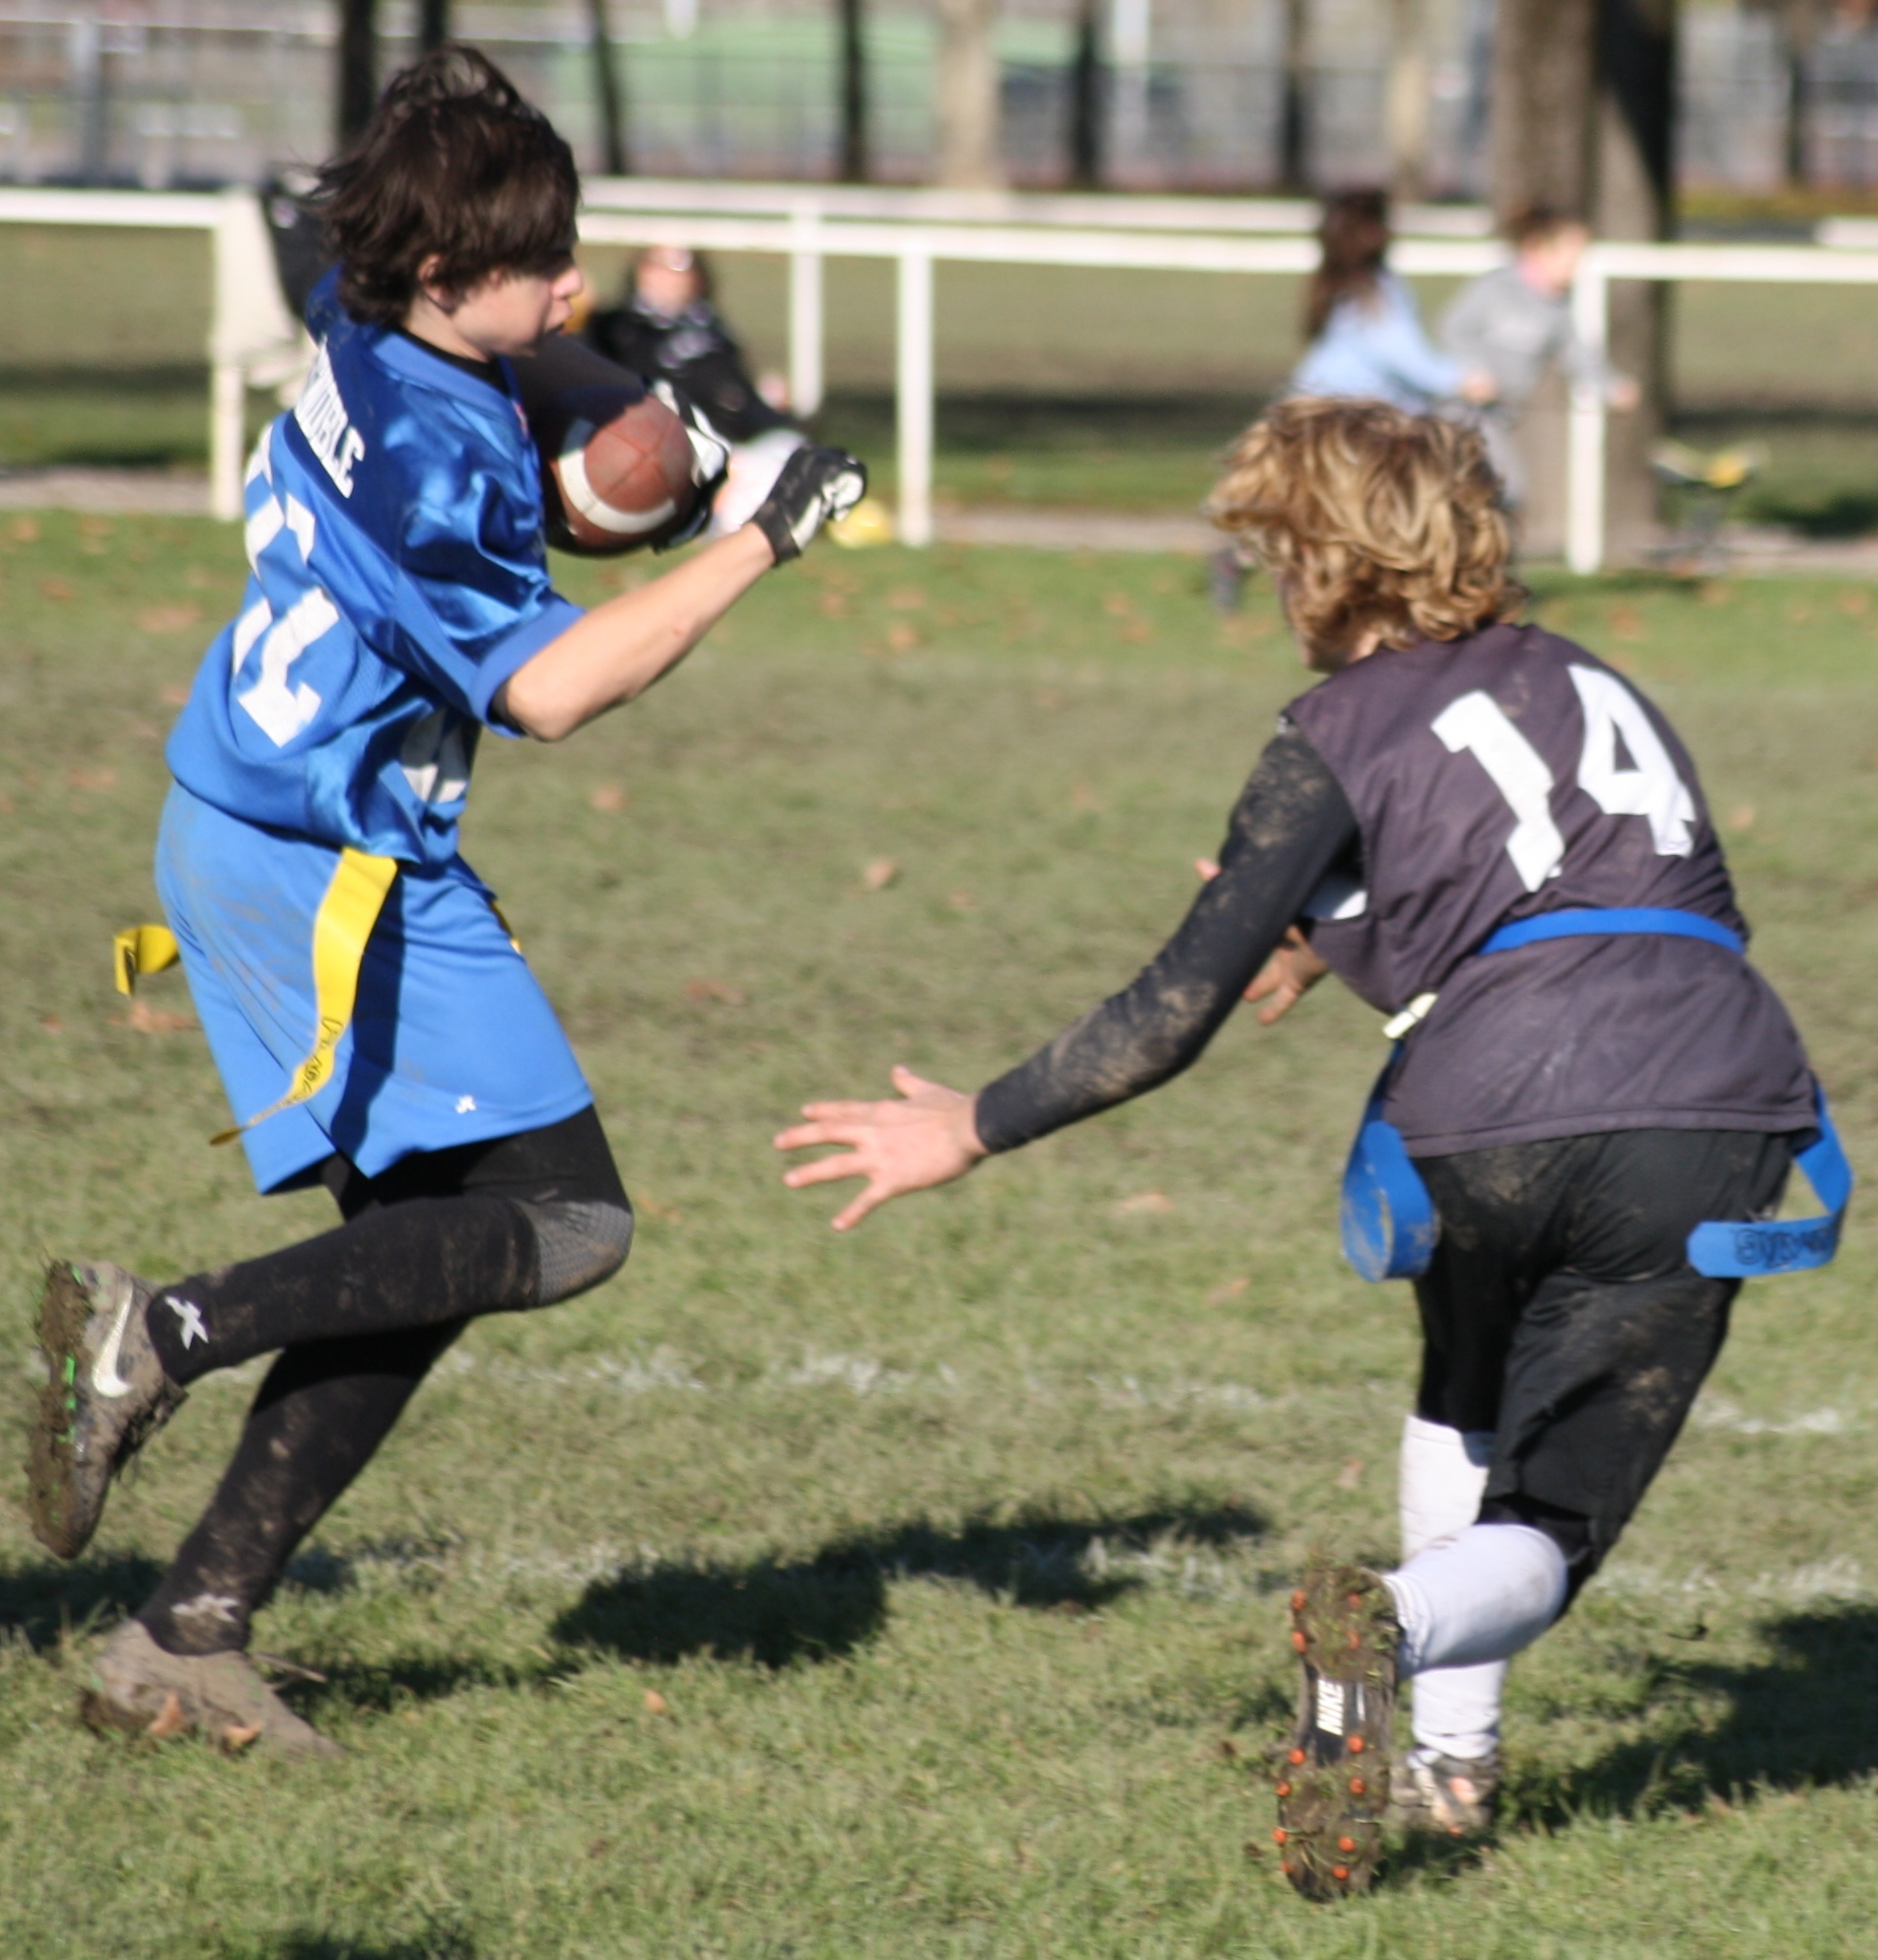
[514,334,701,555]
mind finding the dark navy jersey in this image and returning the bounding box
[1287,621,1813,1154]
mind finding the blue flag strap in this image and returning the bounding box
[1339,908,1851,1284]
[1480,907,1745,959]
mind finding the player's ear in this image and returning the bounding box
[415,253,459,312]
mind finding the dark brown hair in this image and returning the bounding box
[1506,202,1586,248]
[1209,397,1522,662]
[1303,188,1391,342]
[317,44,579,325]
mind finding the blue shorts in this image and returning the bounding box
[156,782,592,1194]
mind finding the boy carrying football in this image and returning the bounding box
[777,398,1842,1897]
[29,46,863,1756]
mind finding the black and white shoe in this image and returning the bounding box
[1391,1745,1500,1837]
[1273,1556,1400,1900]
[27,1261,186,1560]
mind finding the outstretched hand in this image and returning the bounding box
[1195,858,1330,1024]
[775,1066,986,1231]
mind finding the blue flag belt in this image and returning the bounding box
[1340,907,1851,1284]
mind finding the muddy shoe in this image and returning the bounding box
[1392,1745,1500,1837]
[81,1621,341,1760]
[1273,1556,1400,1901]
[28,1261,187,1560]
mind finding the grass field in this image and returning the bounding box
[6,515,1878,1954]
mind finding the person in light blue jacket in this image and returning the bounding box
[1289,189,1496,412]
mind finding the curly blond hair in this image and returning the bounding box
[1209,397,1523,661]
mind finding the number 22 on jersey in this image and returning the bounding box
[1431,665,1697,892]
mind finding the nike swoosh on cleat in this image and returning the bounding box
[90,1282,138,1399]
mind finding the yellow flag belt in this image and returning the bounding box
[115,848,398,1147]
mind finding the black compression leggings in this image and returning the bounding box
[137,1108,630,1657]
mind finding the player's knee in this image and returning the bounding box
[522,1197,635,1304]
[1478,1496,1600,1604]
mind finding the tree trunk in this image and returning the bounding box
[1488,0,1596,225]
[588,0,628,175]
[1278,0,1309,191]
[840,0,869,181]
[1592,0,1675,560]
[1385,0,1431,201]
[419,0,451,54]
[938,0,1003,187]
[1068,0,1102,187]
[337,0,379,146]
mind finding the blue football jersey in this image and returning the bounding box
[166,271,583,865]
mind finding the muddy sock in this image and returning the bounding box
[138,1323,462,1656]
[146,1195,536,1387]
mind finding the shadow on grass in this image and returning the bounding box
[553,1502,1269,1669]
[1527,1604,1878,1826]
[0,1551,165,1653]
[266,1932,474,1960]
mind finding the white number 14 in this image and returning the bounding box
[1431,665,1696,893]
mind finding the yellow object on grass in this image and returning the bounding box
[829,497,895,549]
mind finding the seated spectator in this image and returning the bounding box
[585,245,805,535]
[1439,205,1639,511]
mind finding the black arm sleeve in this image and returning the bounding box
[973,723,1359,1155]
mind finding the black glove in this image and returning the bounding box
[751,447,869,564]
[649,381,731,550]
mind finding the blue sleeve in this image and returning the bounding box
[1367,281,1466,399]
[381,413,585,727]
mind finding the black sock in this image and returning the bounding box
[146,1194,537,1387]
[138,1322,463,1656]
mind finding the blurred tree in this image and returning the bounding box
[840,0,869,180]
[1386,0,1431,199]
[588,0,628,175]
[1490,0,1672,559]
[1069,0,1102,185]
[338,0,378,144]
[1743,0,1825,184]
[939,0,1003,186]
[1278,0,1310,189]
[419,0,451,53]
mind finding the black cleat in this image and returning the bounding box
[27,1261,186,1560]
[1274,1556,1400,1901]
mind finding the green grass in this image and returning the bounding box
[6,520,1878,1953]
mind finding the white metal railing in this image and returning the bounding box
[4,185,1878,569]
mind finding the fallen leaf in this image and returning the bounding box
[159,683,191,707]
[37,1015,62,1033]
[39,578,72,602]
[862,857,899,890]
[886,586,927,611]
[1207,1277,1249,1304]
[136,602,202,633]
[1069,783,1102,812]
[644,1689,669,1715]
[1607,604,1645,642]
[1334,1458,1363,1490]
[636,1195,682,1224]
[885,622,921,653]
[1842,589,1871,617]
[1217,1737,1239,1760]
[947,890,976,911]
[818,591,850,617]
[1102,592,1134,618]
[589,782,630,813]
[221,1721,262,1751]
[1123,620,1154,643]
[146,1692,188,1739]
[1118,1190,1174,1216]
[126,1000,199,1034]
[185,564,214,589]
[1728,804,1756,833]
[683,976,747,1006]
[68,766,116,792]
[10,515,40,543]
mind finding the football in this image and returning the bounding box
[514,334,701,555]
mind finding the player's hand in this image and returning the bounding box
[775,1065,985,1230]
[649,382,731,548]
[751,446,868,564]
[1458,368,1498,405]
[1607,376,1641,413]
[1197,858,1330,1024]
